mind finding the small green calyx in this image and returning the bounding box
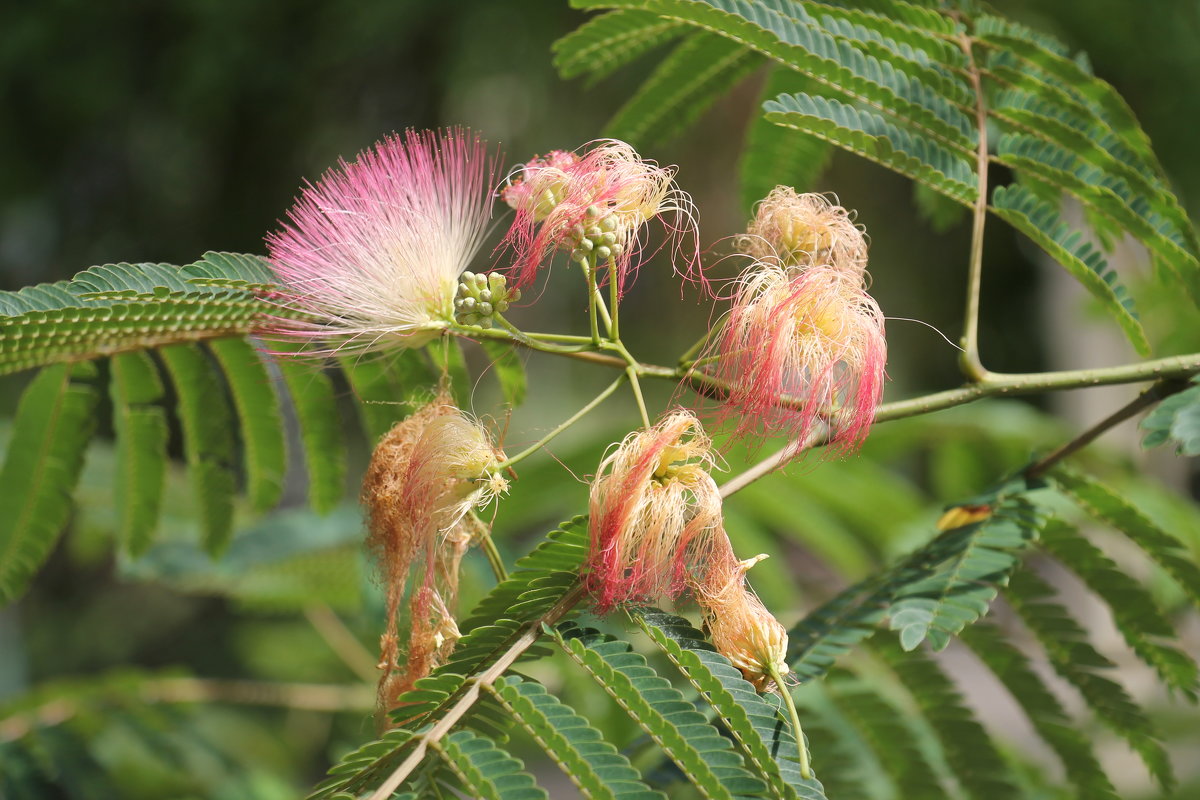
[454,271,521,328]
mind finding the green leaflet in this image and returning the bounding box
[640,613,827,799]
[1038,520,1198,698]
[108,351,168,556]
[875,640,1019,800]
[554,10,686,84]
[159,343,237,555]
[886,495,1045,652]
[557,623,768,800]
[433,730,547,800]
[207,338,286,512]
[989,184,1150,356]
[1140,377,1200,457]
[0,363,99,604]
[310,518,588,799]
[1006,570,1175,790]
[962,623,1120,800]
[0,253,281,377]
[606,31,762,147]
[824,670,945,799]
[1048,464,1200,607]
[272,346,346,514]
[739,68,833,213]
[764,92,976,205]
[479,338,527,408]
[490,675,666,800]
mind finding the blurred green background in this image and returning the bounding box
[2,1,1199,797]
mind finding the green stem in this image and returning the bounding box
[583,255,601,346]
[609,257,620,341]
[495,374,628,471]
[604,340,652,427]
[957,31,990,383]
[477,530,508,583]
[677,327,715,366]
[768,664,811,780]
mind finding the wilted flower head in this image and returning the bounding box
[585,410,723,613]
[743,188,867,277]
[266,128,498,354]
[710,262,886,460]
[363,396,507,716]
[501,139,699,296]
[693,546,789,692]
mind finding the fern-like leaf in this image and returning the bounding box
[208,338,286,512]
[764,92,976,204]
[990,184,1149,355]
[557,623,769,800]
[108,351,168,556]
[876,639,1019,800]
[1048,465,1200,607]
[607,31,761,147]
[1038,520,1198,697]
[272,348,345,513]
[158,343,238,554]
[962,623,1120,800]
[433,730,548,800]
[554,9,686,84]
[489,675,666,800]
[640,612,827,799]
[1140,377,1200,457]
[1005,569,1175,790]
[887,494,1044,652]
[0,363,99,603]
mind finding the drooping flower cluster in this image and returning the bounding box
[708,188,886,459]
[266,129,499,354]
[362,396,507,716]
[501,140,699,297]
[585,410,724,613]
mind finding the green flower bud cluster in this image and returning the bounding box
[569,205,625,264]
[453,272,521,328]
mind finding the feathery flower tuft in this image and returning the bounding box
[742,187,868,277]
[585,410,723,613]
[709,261,886,459]
[363,396,506,716]
[692,545,789,692]
[501,139,699,296]
[266,129,499,354]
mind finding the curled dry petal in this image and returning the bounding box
[586,410,723,613]
[266,128,499,354]
[362,396,506,716]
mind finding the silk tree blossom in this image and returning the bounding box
[710,262,886,459]
[585,410,724,613]
[266,129,499,354]
[691,545,789,693]
[501,139,700,297]
[362,396,507,715]
[742,188,868,278]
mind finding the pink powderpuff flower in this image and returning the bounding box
[585,410,725,614]
[742,187,868,278]
[266,128,499,354]
[709,262,886,460]
[500,139,700,298]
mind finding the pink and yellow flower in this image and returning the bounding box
[711,262,886,458]
[501,139,699,297]
[266,129,498,354]
[585,410,723,613]
[742,188,868,277]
